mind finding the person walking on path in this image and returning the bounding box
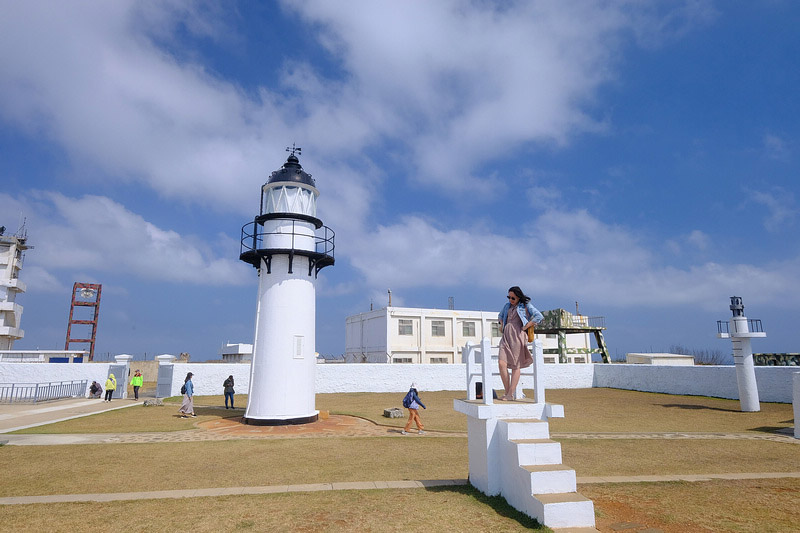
[130,370,143,401]
[179,372,196,418]
[104,374,117,402]
[401,383,426,435]
[223,375,235,409]
[498,286,544,401]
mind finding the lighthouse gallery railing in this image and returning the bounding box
[240,220,335,259]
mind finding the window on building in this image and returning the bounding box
[393,357,413,364]
[491,322,501,337]
[431,320,445,336]
[429,357,449,364]
[462,321,476,337]
[398,319,413,336]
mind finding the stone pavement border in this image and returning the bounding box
[1,473,799,506]
[576,472,800,484]
[0,479,469,505]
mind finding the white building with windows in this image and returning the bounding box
[345,306,592,364]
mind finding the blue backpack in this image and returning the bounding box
[402,390,414,408]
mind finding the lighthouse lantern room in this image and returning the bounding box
[240,146,334,424]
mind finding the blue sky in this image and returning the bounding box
[1,1,798,361]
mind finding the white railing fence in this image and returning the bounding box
[464,338,546,404]
[0,380,88,403]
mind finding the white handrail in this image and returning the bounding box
[464,337,545,404]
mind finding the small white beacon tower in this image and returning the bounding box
[717,296,766,412]
[239,146,335,424]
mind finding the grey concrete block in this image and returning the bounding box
[383,407,404,418]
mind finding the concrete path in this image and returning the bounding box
[3,473,800,506]
[0,397,140,434]
[3,429,798,446]
[0,479,468,505]
[551,431,799,445]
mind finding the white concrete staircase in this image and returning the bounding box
[498,418,596,529]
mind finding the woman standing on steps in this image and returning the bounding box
[498,286,543,401]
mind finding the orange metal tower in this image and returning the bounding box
[64,282,102,361]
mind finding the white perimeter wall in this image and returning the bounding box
[593,364,795,403]
[0,363,115,397]
[1,362,796,403]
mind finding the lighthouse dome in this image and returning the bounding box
[267,154,316,187]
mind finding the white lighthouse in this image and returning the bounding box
[717,296,766,412]
[240,146,335,424]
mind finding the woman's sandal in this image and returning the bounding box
[500,394,513,401]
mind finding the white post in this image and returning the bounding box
[465,341,477,401]
[481,337,493,405]
[114,354,133,400]
[532,339,545,404]
[793,372,800,439]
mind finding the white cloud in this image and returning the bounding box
[748,187,798,232]
[0,1,714,208]
[0,192,250,286]
[686,229,710,250]
[763,134,790,161]
[346,207,800,310]
[17,266,66,294]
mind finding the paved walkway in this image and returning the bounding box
[2,472,800,506]
[0,397,141,434]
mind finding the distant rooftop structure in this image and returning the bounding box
[219,343,252,363]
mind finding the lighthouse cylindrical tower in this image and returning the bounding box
[717,296,766,413]
[239,149,334,424]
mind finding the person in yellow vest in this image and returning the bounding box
[104,374,117,402]
[130,370,143,401]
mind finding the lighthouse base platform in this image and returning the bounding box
[244,412,319,426]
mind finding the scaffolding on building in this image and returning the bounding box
[536,308,610,363]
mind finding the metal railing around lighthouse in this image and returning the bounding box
[717,319,763,335]
[239,219,335,276]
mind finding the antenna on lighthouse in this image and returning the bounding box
[286,143,301,157]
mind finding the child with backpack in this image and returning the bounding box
[401,382,426,435]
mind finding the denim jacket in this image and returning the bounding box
[499,301,544,328]
[408,389,426,409]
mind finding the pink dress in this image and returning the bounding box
[499,306,533,370]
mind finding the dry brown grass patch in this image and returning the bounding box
[560,438,800,476]
[0,487,551,532]
[0,438,468,497]
[546,387,794,434]
[582,477,800,532]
